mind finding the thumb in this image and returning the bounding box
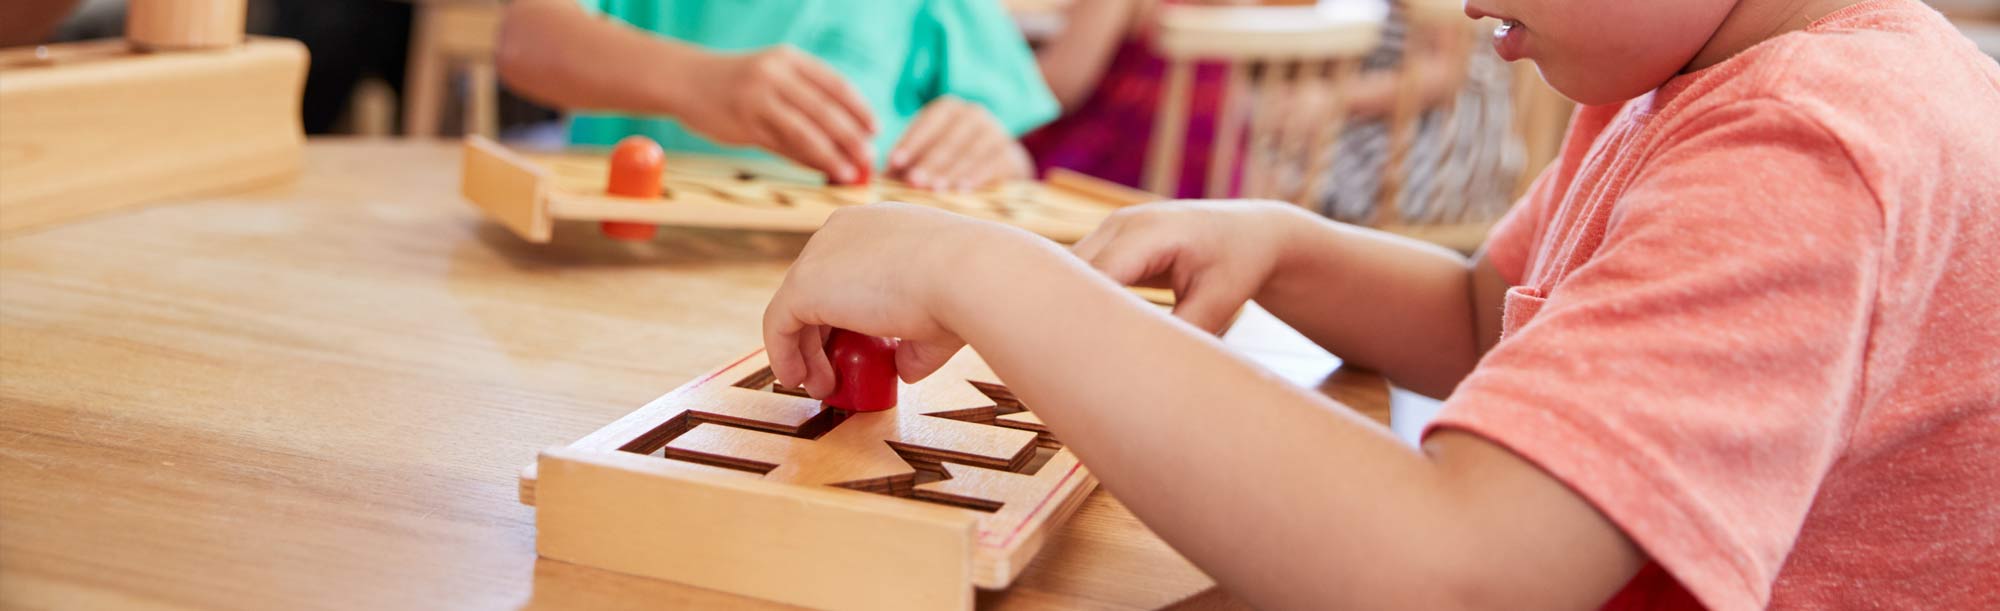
[1171,277,1249,336]
[1089,237,1174,288]
[895,338,965,383]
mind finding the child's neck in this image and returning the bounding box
[1683,0,1869,73]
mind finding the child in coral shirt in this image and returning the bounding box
[760,0,2000,608]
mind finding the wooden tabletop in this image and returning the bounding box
[0,139,1388,610]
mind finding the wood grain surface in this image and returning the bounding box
[0,139,1390,610]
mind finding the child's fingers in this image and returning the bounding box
[769,69,873,176]
[1170,278,1244,335]
[888,100,957,171]
[762,297,811,389]
[933,135,1004,191]
[788,54,877,136]
[763,289,839,396]
[761,98,857,184]
[1084,229,1173,287]
[1069,217,1125,262]
[795,325,836,398]
[903,118,979,189]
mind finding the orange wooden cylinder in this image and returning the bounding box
[602,135,666,241]
[127,0,248,51]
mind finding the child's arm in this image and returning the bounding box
[1034,0,1143,112]
[1072,201,1506,397]
[496,0,875,183]
[762,204,1641,610]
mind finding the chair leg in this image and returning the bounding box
[1299,59,1360,209]
[1204,62,1248,199]
[1143,59,1194,197]
[402,5,444,138]
[466,62,499,139]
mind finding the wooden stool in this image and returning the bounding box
[0,0,307,235]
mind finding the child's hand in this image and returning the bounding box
[763,203,1025,397]
[1071,200,1308,333]
[887,96,1032,191]
[682,45,877,184]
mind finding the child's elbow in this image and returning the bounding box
[1318,544,1598,611]
[1404,553,1621,611]
[1387,561,1527,611]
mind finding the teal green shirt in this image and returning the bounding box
[569,0,1059,169]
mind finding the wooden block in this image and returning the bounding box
[536,447,977,611]
[0,37,306,236]
[519,347,1098,603]
[127,0,248,51]
[458,136,553,242]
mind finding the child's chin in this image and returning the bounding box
[1541,64,1669,106]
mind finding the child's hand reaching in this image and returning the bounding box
[680,45,878,184]
[887,96,1033,191]
[763,203,1033,397]
[1071,200,1310,333]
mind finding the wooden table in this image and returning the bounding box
[0,139,1388,610]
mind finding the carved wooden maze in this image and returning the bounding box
[520,348,1095,611]
[461,135,1151,244]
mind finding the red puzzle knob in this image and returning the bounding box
[602,135,664,241]
[824,328,899,412]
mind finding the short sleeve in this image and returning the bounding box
[1480,166,1556,285]
[917,0,1060,135]
[1426,100,1883,609]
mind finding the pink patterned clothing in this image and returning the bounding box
[1023,37,1227,199]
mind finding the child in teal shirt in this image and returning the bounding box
[499,0,1058,190]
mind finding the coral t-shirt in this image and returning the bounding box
[1427,1,2000,609]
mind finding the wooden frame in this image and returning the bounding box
[520,348,1098,610]
[460,136,1152,243]
[0,37,306,236]
[1144,1,1525,254]
[1144,2,1385,198]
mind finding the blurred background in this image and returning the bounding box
[11,0,2000,445]
[26,0,2000,258]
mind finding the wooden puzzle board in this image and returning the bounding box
[461,136,1151,243]
[519,348,1097,610]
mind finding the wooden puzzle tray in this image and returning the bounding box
[461,136,1152,243]
[519,348,1097,610]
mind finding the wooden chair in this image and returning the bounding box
[1143,2,1387,202]
[1147,1,1563,253]
[1375,1,1472,215]
[402,0,502,139]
